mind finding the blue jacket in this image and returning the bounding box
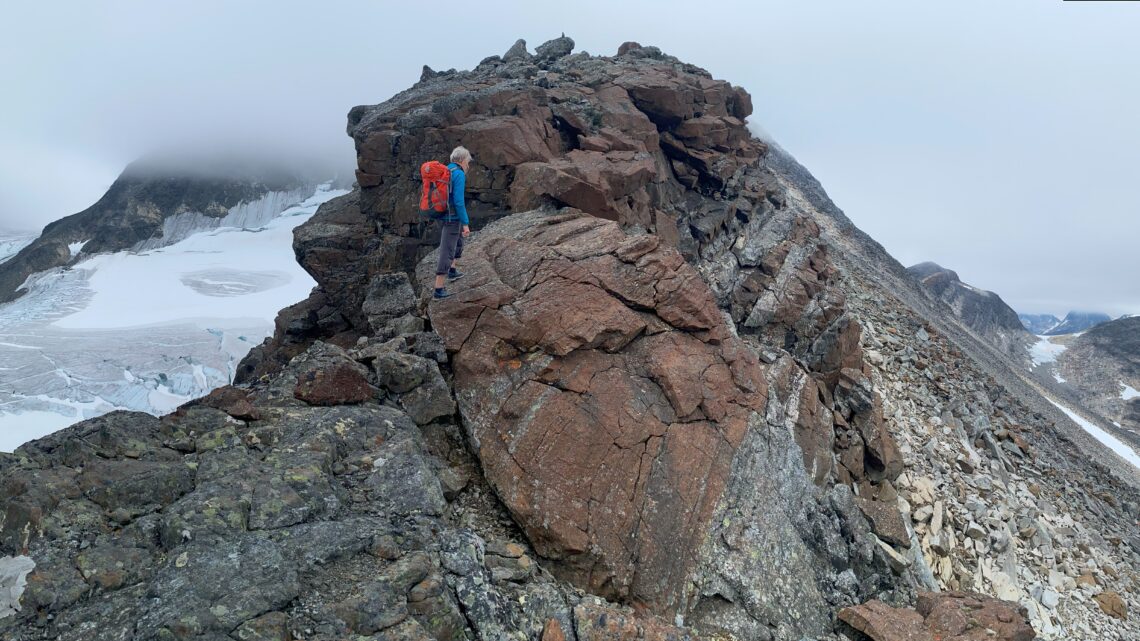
[446,163,469,225]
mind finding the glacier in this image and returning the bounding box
[0,233,35,265]
[0,183,349,452]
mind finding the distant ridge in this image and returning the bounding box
[1045,310,1112,335]
[906,261,1034,358]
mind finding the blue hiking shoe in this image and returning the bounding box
[448,268,464,281]
[433,287,450,299]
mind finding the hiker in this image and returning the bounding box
[433,146,472,299]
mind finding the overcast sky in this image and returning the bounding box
[1,0,1137,316]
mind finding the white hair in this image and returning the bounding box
[450,146,472,164]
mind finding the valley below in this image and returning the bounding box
[0,184,348,451]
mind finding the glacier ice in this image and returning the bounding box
[0,183,349,452]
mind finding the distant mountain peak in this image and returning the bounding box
[1044,310,1112,336]
[906,261,1033,357]
[1019,312,1062,334]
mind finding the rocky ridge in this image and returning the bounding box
[906,262,1035,362]
[1044,312,1111,337]
[1054,316,1140,451]
[1018,314,1061,336]
[2,36,1137,641]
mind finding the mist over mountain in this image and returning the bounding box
[1020,313,1062,334]
[1045,311,1112,336]
[4,36,1136,641]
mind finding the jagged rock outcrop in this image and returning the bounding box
[907,262,1035,361]
[763,142,1140,638]
[414,209,921,638]
[420,210,762,607]
[3,34,1133,641]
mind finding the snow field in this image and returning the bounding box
[1048,399,1140,470]
[0,183,349,452]
[1029,336,1067,367]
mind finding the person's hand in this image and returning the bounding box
[462,225,471,238]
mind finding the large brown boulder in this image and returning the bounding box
[839,592,1036,641]
[425,210,766,612]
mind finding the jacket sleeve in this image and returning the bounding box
[452,169,469,226]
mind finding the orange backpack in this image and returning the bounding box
[419,160,451,218]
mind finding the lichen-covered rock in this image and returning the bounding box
[363,272,418,333]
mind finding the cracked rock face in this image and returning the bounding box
[424,209,766,612]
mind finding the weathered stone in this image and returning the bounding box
[291,342,374,406]
[574,603,696,641]
[841,592,1036,641]
[426,210,764,611]
[79,459,194,515]
[365,437,447,517]
[542,618,568,641]
[916,591,1035,641]
[839,599,932,641]
[1094,591,1128,620]
[187,386,261,421]
[232,611,290,641]
[339,579,409,634]
[75,544,150,591]
[503,38,531,62]
[364,272,418,333]
[535,36,574,61]
[371,352,439,394]
[857,497,907,547]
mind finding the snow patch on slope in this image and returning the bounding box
[957,281,992,297]
[1048,399,1140,470]
[1121,383,1140,401]
[1030,336,1066,367]
[68,240,89,257]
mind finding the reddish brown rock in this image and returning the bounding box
[293,363,372,406]
[840,592,1036,641]
[342,46,766,257]
[188,385,260,421]
[426,210,765,612]
[292,347,374,407]
[856,497,911,548]
[917,592,1036,640]
[1093,591,1128,620]
[511,151,659,225]
[542,618,568,641]
[839,599,932,641]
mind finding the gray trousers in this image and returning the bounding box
[435,221,464,276]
